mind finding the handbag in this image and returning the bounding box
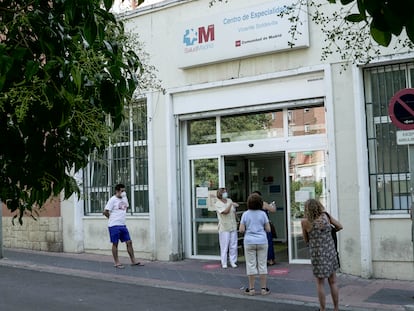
[324,212,340,267]
[269,222,277,239]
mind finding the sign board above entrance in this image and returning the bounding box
[178,0,309,68]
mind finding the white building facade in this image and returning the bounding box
[61,0,413,280]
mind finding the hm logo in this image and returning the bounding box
[183,24,215,46]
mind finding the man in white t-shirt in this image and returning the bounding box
[103,183,143,268]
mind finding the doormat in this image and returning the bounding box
[269,268,289,275]
[202,264,222,270]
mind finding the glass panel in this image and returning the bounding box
[134,145,148,185]
[224,158,247,204]
[365,64,412,213]
[288,106,326,136]
[132,103,149,213]
[249,157,287,244]
[373,174,411,211]
[133,104,147,141]
[188,118,216,145]
[289,150,327,261]
[85,150,110,214]
[411,68,414,87]
[370,69,405,118]
[89,191,109,214]
[375,123,408,173]
[191,158,219,256]
[89,150,108,187]
[84,100,149,215]
[134,189,149,213]
[221,110,282,142]
[111,146,130,185]
[112,109,130,144]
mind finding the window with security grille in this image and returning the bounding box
[83,100,149,215]
[364,62,414,213]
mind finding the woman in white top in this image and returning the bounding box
[215,187,239,269]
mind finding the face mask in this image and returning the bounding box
[121,191,127,198]
[222,192,228,199]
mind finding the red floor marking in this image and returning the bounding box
[269,268,289,275]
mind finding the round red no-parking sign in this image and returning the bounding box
[389,88,414,130]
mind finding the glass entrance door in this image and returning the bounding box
[288,150,328,262]
[183,101,328,260]
[249,156,286,241]
[190,158,219,256]
[221,155,288,261]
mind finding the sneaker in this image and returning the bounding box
[244,288,255,296]
[230,262,238,268]
[261,287,270,295]
[222,265,228,269]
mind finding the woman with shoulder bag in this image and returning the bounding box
[301,199,343,311]
[252,191,277,265]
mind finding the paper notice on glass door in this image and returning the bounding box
[196,187,209,209]
[196,187,209,198]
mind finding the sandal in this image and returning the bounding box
[244,288,255,296]
[261,287,270,295]
[114,264,125,269]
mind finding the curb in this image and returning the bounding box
[0,258,408,311]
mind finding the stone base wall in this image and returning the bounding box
[2,217,63,252]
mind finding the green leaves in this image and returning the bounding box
[84,14,98,45]
[345,13,365,23]
[370,25,392,47]
[104,0,113,11]
[356,0,366,20]
[24,61,40,81]
[329,0,414,47]
[0,0,142,222]
[0,53,14,91]
[406,17,414,43]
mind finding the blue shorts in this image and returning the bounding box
[108,225,131,244]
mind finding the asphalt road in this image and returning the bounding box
[0,266,318,311]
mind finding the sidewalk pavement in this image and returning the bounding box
[0,248,413,311]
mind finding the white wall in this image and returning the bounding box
[371,217,413,279]
[83,217,154,259]
[76,0,414,278]
[61,192,84,253]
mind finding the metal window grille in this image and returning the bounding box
[364,62,414,213]
[83,100,149,214]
